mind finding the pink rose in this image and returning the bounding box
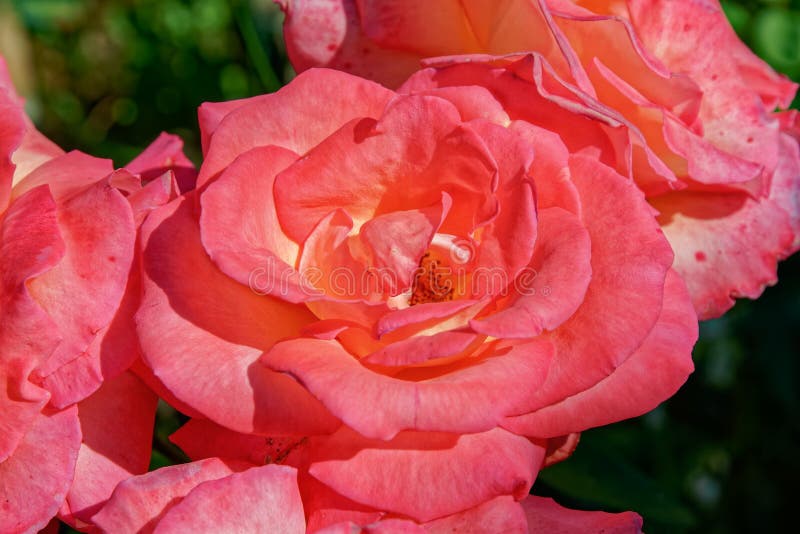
[279,0,800,319]
[0,55,195,532]
[136,67,696,524]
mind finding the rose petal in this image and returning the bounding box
[60,371,157,528]
[91,458,250,533]
[653,189,793,319]
[273,94,496,243]
[279,0,423,88]
[137,195,338,436]
[471,207,591,337]
[0,186,63,460]
[524,154,673,412]
[308,426,545,522]
[522,496,643,533]
[29,178,135,407]
[198,69,393,187]
[125,132,196,193]
[200,145,306,301]
[261,337,552,440]
[0,407,81,534]
[423,496,527,534]
[152,465,305,534]
[504,270,696,437]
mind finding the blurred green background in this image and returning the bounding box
[0,0,797,532]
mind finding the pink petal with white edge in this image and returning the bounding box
[653,189,793,319]
[308,426,545,522]
[60,371,157,528]
[152,465,305,534]
[137,195,339,436]
[768,134,800,252]
[261,337,552,440]
[522,496,643,533]
[198,69,393,187]
[503,270,696,437]
[0,407,81,534]
[91,458,251,533]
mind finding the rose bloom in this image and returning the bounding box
[135,65,696,528]
[279,0,800,319]
[0,57,194,533]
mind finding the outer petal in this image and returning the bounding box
[0,72,24,211]
[198,69,393,187]
[652,189,794,319]
[308,427,545,522]
[60,371,157,528]
[91,458,250,533]
[423,496,528,534]
[29,178,135,407]
[0,186,63,460]
[137,195,338,436]
[525,155,673,412]
[279,0,424,88]
[10,150,113,203]
[170,418,308,468]
[125,132,197,194]
[522,496,643,533]
[261,337,552,440]
[315,519,423,534]
[503,270,696,437]
[770,134,800,252]
[0,407,81,534]
[0,56,63,209]
[153,465,305,534]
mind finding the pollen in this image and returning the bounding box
[409,253,454,305]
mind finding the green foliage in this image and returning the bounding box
[7,0,290,164]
